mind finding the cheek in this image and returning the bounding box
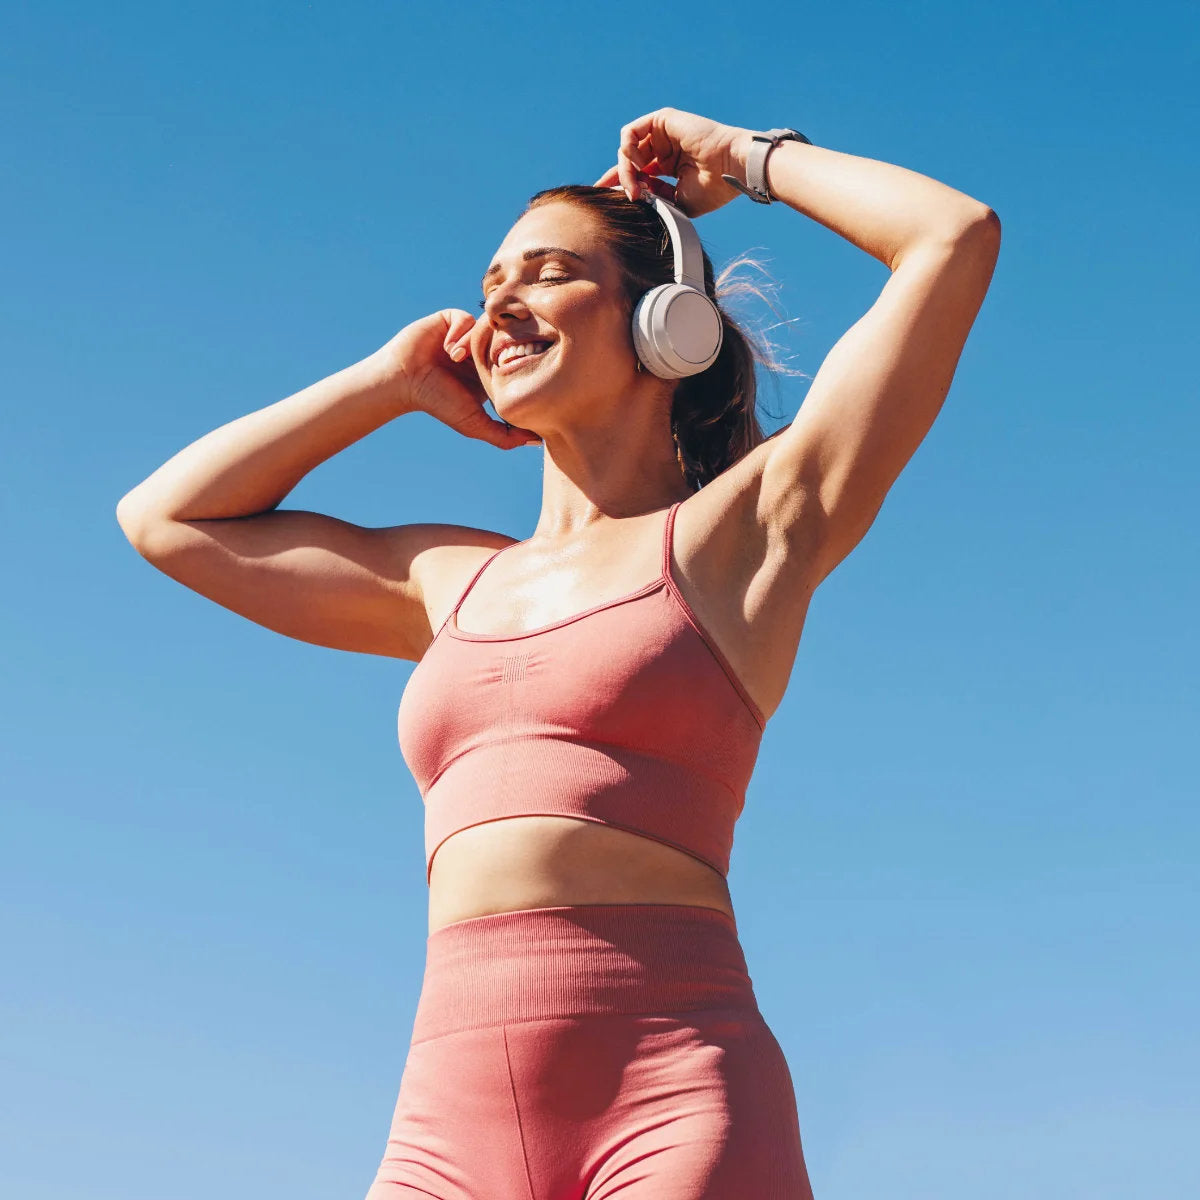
[558,293,633,357]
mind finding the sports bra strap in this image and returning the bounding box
[431,541,518,639]
[663,499,682,579]
[439,502,682,638]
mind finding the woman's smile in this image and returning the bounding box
[468,200,649,418]
[493,339,556,375]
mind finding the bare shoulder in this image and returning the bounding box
[404,522,519,654]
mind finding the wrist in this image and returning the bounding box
[721,126,755,187]
[359,345,417,416]
[721,127,813,205]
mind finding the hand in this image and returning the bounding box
[374,310,541,450]
[593,108,752,217]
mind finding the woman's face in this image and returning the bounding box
[468,201,638,428]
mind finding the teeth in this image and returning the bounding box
[497,340,551,367]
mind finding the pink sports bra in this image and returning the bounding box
[397,500,766,885]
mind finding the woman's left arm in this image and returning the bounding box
[743,136,1002,585]
[600,109,1001,586]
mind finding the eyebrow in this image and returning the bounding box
[481,246,586,290]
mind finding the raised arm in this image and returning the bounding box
[598,109,1000,588]
[116,309,534,660]
[749,136,1001,584]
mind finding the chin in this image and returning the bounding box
[492,368,567,418]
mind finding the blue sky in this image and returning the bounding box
[2,2,1196,1197]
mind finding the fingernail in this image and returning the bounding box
[451,347,466,361]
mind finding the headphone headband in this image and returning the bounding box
[642,194,706,291]
[600,184,723,379]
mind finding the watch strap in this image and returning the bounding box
[722,127,812,204]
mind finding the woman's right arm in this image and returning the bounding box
[116,310,535,661]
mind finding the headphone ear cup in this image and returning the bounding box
[632,286,675,378]
[632,284,723,379]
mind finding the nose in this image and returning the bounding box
[482,276,531,325]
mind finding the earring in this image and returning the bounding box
[635,357,645,374]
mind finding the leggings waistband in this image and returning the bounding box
[411,903,758,1042]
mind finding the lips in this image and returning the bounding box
[492,338,555,374]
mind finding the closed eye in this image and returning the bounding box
[478,274,571,309]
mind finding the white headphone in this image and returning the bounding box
[631,195,724,379]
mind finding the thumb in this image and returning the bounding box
[482,415,544,451]
[452,392,542,451]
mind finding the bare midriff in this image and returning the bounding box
[426,814,736,936]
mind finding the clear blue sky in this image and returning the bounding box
[3,3,1196,1197]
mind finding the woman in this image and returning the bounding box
[117,108,1000,1199]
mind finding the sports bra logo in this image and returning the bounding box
[501,653,532,683]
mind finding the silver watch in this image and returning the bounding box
[722,128,812,204]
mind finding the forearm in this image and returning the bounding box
[117,350,407,527]
[728,133,995,270]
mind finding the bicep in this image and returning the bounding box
[123,509,472,660]
[762,214,1001,583]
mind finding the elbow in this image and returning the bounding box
[116,493,138,538]
[116,490,141,530]
[117,493,187,561]
[895,207,1001,271]
[939,206,1001,273]
[116,491,160,550]
[962,204,1002,246]
[940,203,1001,247]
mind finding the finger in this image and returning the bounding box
[593,165,620,187]
[636,132,662,173]
[643,174,677,203]
[618,149,636,201]
[512,427,544,448]
[447,316,477,351]
[440,307,473,342]
[442,310,478,360]
[469,402,543,450]
[632,165,676,205]
[618,112,658,198]
[486,420,539,450]
[466,310,492,362]
[619,112,657,171]
[647,124,680,177]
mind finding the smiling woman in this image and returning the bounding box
[116,104,998,1200]
[466,184,787,492]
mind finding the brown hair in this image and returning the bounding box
[525,185,797,492]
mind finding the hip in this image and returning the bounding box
[413,901,757,1044]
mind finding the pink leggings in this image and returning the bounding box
[365,903,814,1199]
